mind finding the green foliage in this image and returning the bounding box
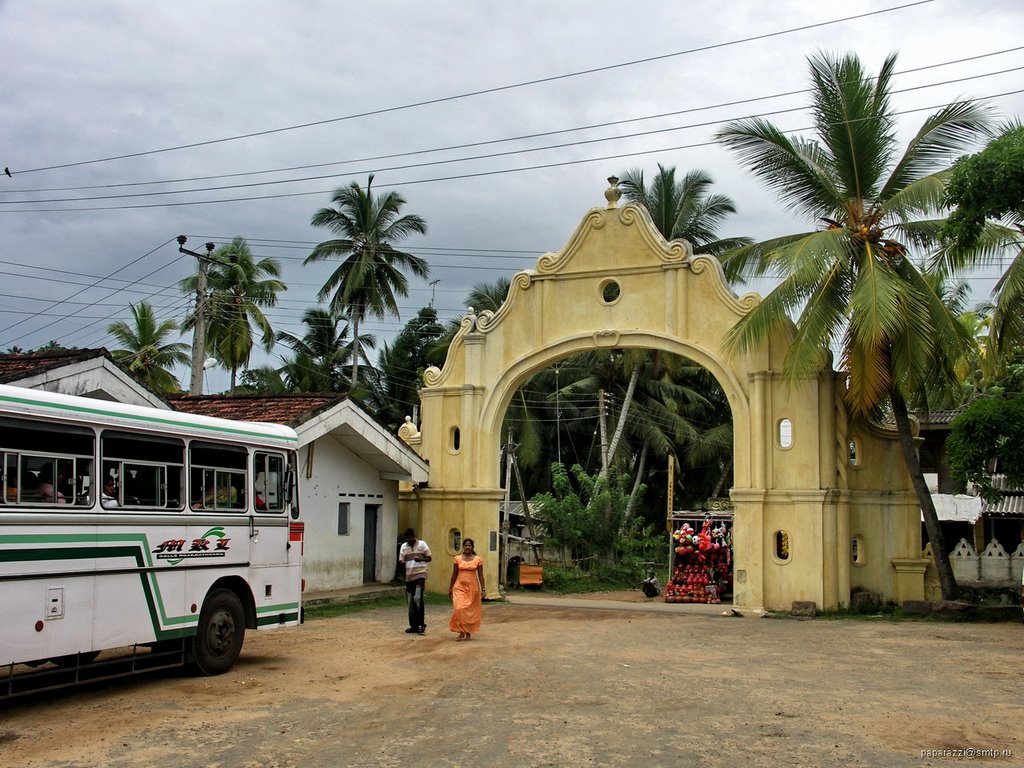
[530,463,594,561]
[945,394,1024,502]
[305,174,429,387]
[108,302,189,394]
[942,124,1024,252]
[715,51,991,420]
[530,463,665,570]
[537,563,654,594]
[365,305,446,427]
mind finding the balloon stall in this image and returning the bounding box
[665,514,733,604]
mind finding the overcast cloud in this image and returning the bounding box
[1,0,1022,392]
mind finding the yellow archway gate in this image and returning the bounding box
[399,189,929,612]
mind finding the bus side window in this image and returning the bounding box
[254,452,285,512]
[2,453,13,504]
[189,442,247,512]
[101,431,184,510]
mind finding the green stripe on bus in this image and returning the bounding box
[0,392,296,444]
[257,611,300,627]
[0,536,195,637]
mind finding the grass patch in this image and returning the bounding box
[303,591,449,621]
[524,563,656,595]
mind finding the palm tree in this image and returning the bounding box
[304,175,429,389]
[618,164,751,282]
[181,237,285,390]
[715,51,993,600]
[108,302,190,393]
[275,307,354,393]
[365,305,446,428]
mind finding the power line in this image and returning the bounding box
[4,86,1021,215]
[5,66,1022,207]
[9,43,1019,195]
[5,1,938,176]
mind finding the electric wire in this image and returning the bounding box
[5,0,938,176]
[8,43,1019,195]
[5,85,1023,215]
[4,69,1022,207]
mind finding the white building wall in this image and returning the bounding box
[299,436,400,591]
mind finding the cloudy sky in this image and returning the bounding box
[2,0,1022,392]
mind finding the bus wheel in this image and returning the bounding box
[191,588,246,675]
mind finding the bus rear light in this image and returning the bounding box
[289,522,305,556]
[301,578,306,593]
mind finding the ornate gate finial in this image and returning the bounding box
[604,176,621,208]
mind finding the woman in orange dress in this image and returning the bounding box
[448,538,486,641]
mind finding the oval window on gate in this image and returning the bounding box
[777,418,793,449]
[849,436,862,467]
[773,530,791,563]
[851,534,865,566]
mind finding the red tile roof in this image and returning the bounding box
[0,349,110,383]
[169,393,345,426]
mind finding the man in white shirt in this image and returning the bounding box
[398,528,432,634]
[101,478,120,508]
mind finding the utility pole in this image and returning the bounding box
[177,236,216,395]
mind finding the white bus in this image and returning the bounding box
[0,384,304,698]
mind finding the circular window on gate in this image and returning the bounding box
[599,278,621,305]
[449,425,461,454]
[772,529,791,564]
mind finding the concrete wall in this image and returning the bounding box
[299,436,401,591]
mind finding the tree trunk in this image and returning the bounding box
[349,313,360,390]
[711,457,732,499]
[890,387,958,600]
[622,442,649,532]
[601,363,640,480]
[598,389,609,477]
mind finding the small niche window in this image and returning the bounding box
[774,530,791,562]
[449,528,462,554]
[849,437,862,467]
[450,426,461,453]
[851,534,865,566]
[777,418,793,449]
[337,502,350,536]
[599,279,621,305]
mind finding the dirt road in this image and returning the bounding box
[2,594,1021,767]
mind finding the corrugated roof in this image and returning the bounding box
[169,393,344,427]
[983,475,1024,516]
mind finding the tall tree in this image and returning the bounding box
[941,122,1024,363]
[618,164,751,281]
[275,307,354,393]
[181,237,285,390]
[366,305,446,428]
[304,174,429,389]
[108,302,190,393]
[715,51,993,600]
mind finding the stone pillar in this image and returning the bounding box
[891,558,929,603]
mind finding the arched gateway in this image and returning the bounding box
[399,187,929,611]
